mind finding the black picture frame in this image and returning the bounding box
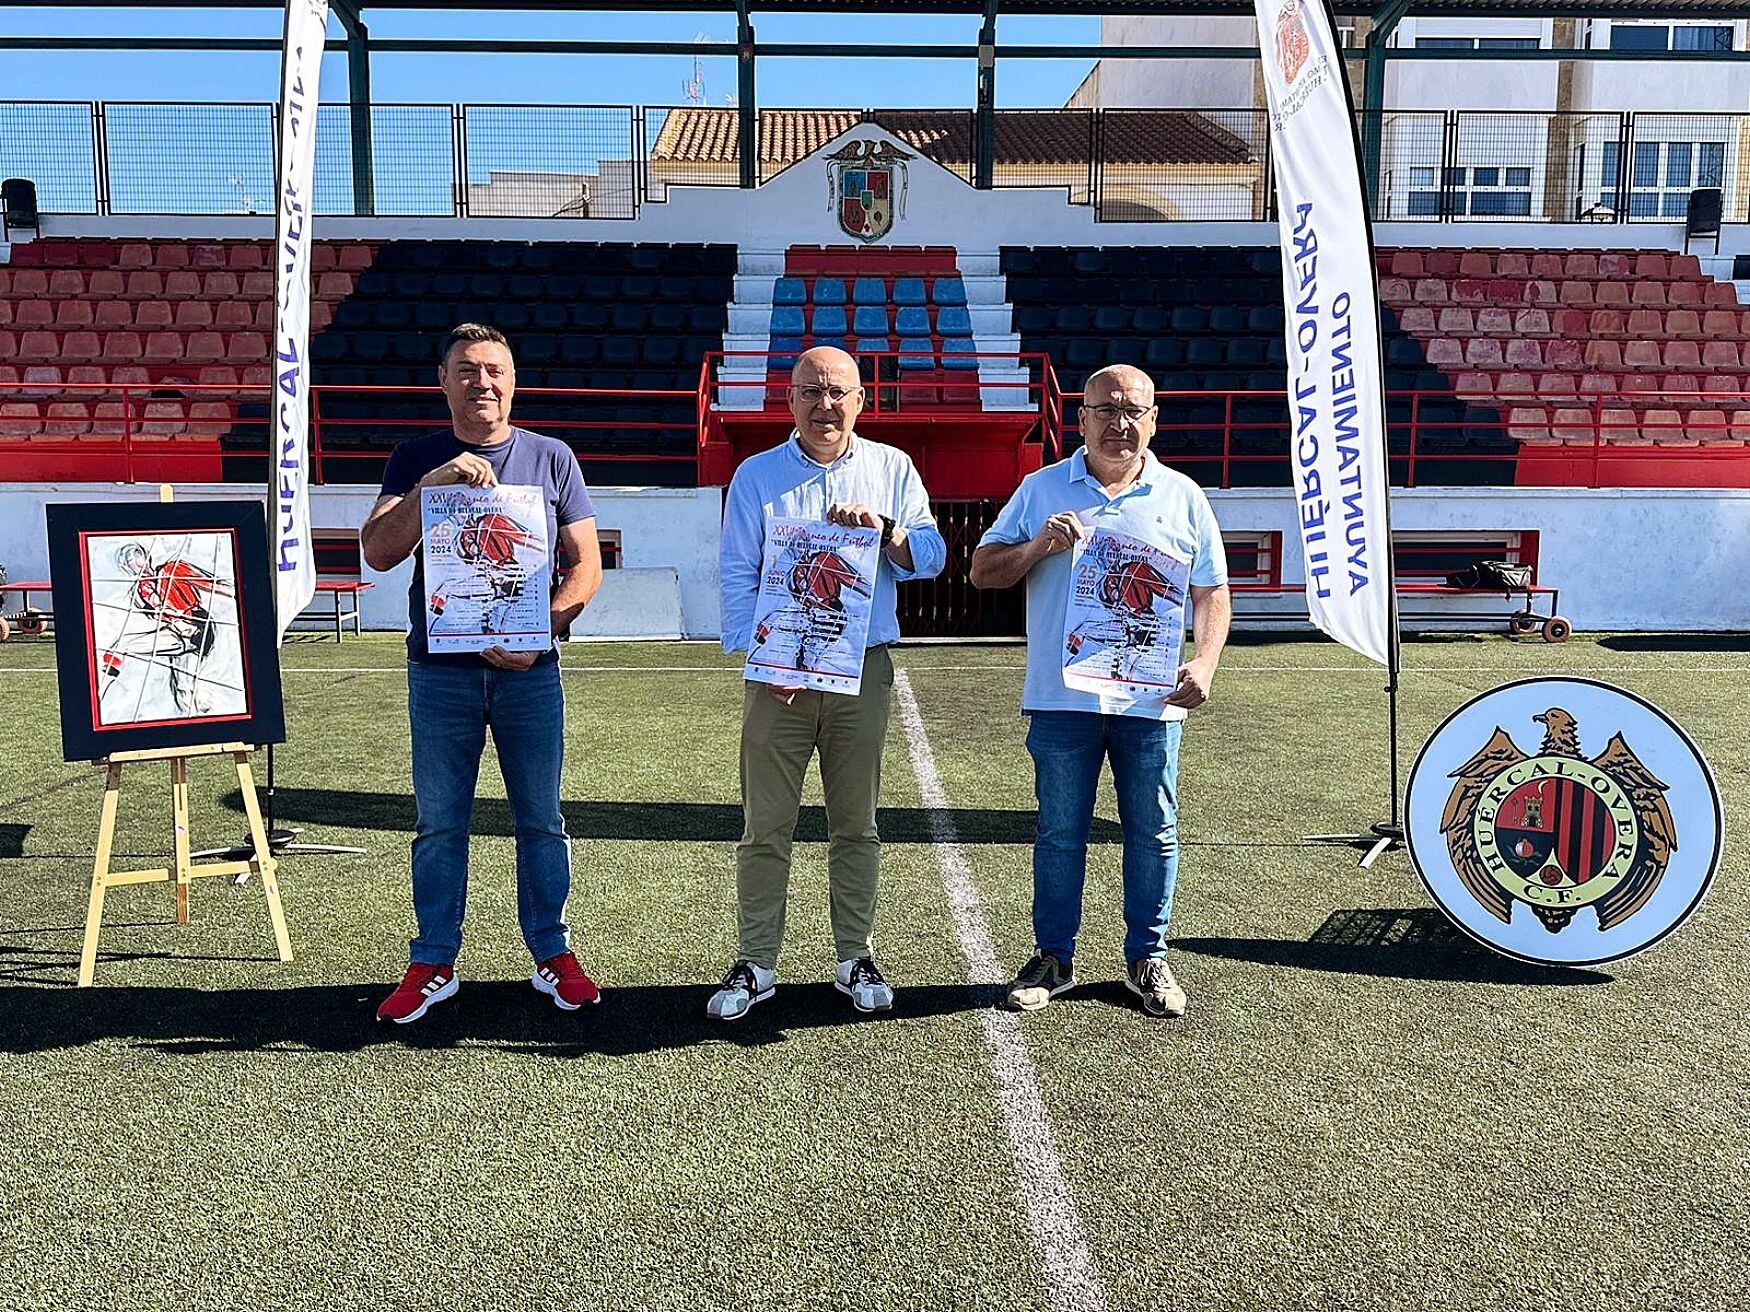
[46,500,287,762]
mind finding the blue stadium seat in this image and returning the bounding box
[657,276,693,301]
[1004,249,1040,274]
[1015,307,1053,335]
[622,275,657,300]
[469,274,505,299]
[494,305,530,331]
[1055,307,1092,333]
[572,305,610,331]
[768,336,802,369]
[898,338,936,370]
[895,306,932,337]
[602,338,638,368]
[521,337,558,365]
[687,305,723,332]
[1227,339,1265,367]
[508,274,543,300]
[1209,307,1247,334]
[560,337,600,365]
[583,275,617,300]
[936,306,972,337]
[533,303,569,331]
[610,305,647,333]
[853,337,890,357]
[813,278,847,305]
[414,303,451,332]
[433,272,467,299]
[1265,339,1288,367]
[932,278,967,306]
[1072,250,1110,275]
[853,277,886,304]
[1144,339,1184,367]
[812,305,848,336]
[771,306,807,336]
[1134,306,1168,335]
[1094,307,1129,335]
[892,278,927,307]
[1170,307,1209,334]
[649,305,687,333]
[1065,339,1104,369]
[335,301,371,330]
[1186,339,1224,367]
[643,338,680,365]
[853,305,890,336]
[941,338,980,370]
[356,270,392,298]
[548,274,580,300]
[1248,305,1284,334]
[484,246,519,271]
[772,278,807,306]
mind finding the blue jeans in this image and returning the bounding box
[1024,710,1183,968]
[406,659,571,967]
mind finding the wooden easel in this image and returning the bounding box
[77,742,293,987]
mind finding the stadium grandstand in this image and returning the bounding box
[2,0,1748,641]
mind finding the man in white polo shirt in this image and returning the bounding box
[970,363,1230,1018]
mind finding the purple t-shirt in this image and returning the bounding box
[380,426,596,665]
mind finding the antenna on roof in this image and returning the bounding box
[683,31,708,105]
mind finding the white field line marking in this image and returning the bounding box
[893,669,1112,1312]
[1,663,1746,676]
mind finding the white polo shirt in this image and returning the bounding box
[979,448,1228,721]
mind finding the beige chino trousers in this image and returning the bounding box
[735,645,895,971]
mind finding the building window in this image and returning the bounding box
[1416,35,1540,50]
[1600,139,1726,217]
[1409,164,1534,218]
[1608,23,1734,51]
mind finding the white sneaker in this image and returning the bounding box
[835,956,894,1013]
[706,959,776,1021]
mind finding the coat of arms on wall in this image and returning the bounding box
[826,139,912,243]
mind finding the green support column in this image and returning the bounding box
[1361,0,1413,216]
[974,0,997,189]
[737,2,757,189]
[333,0,374,216]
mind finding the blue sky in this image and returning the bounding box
[0,7,1102,108]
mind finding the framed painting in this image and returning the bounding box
[46,501,286,762]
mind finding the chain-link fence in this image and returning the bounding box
[3,101,1745,224]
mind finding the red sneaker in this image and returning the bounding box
[376,963,458,1025]
[532,951,601,1011]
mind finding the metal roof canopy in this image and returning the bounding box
[10,0,1750,206]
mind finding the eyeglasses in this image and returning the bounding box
[792,384,860,405]
[1084,403,1156,426]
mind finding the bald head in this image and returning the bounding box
[1084,363,1155,407]
[789,345,865,460]
[1079,360,1158,481]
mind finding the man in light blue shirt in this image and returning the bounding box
[711,346,946,1021]
[972,363,1231,1019]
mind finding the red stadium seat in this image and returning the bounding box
[1498,253,1531,278]
[205,271,240,299]
[1426,338,1463,366]
[1564,253,1599,279]
[1511,308,1549,336]
[1551,408,1594,443]
[45,402,93,438]
[1544,339,1584,371]
[1389,252,1426,278]
[1503,339,1541,368]
[1399,307,1436,334]
[55,300,94,328]
[1632,252,1669,280]
[1451,279,1488,305]
[1704,283,1738,309]
[1424,252,1461,277]
[15,302,53,329]
[62,332,101,363]
[190,244,226,269]
[101,332,143,363]
[1579,372,1613,395]
[1378,277,1411,301]
[226,332,269,364]
[1475,307,1513,335]
[1623,340,1661,370]
[1641,409,1685,443]
[1629,282,1666,308]
[1666,281,1703,309]
[1412,278,1448,305]
[1666,310,1703,339]
[1594,282,1631,308]
[87,270,126,299]
[67,364,105,385]
[117,243,154,269]
[1596,252,1633,278]
[1459,252,1493,278]
[1436,307,1474,335]
[317,272,351,298]
[242,271,275,298]
[174,302,214,329]
[1506,407,1550,441]
[164,271,202,299]
[229,244,266,270]
[10,269,49,297]
[124,270,164,298]
[153,244,190,269]
[143,332,182,362]
[1702,341,1742,369]
[1529,253,1564,279]
[1559,281,1594,307]
[19,330,56,359]
[21,365,62,394]
[199,366,239,385]
[0,402,41,440]
[1663,341,1701,370]
[337,245,373,270]
[1731,411,1750,441]
[135,301,173,330]
[215,301,254,329]
[185,332,225,363]
[48,269,84,297]
[1537,372,1578,399]
[1583,340,1624,371]
[1669,254,1702,280]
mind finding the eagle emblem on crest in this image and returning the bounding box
[1276,0,1312,86]
[1441,708,1676,934]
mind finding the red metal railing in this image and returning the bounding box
[3,378,1747,488]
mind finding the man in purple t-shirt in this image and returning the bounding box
[362,324,604,1024]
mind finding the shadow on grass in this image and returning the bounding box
[215,787,1112,845]
[0,824,26,858]
[0,979,1009,1057]
[1595,633,1750,654]
[1172,907,1612,986]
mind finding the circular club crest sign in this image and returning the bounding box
[1405,677,1722,966]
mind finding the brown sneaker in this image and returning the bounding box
[1007,952,1077,1012]
[1126,957,1187,1018]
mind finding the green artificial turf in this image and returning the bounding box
[0,633,1744,1312]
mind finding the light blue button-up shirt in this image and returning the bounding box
[979,448,1228,721]
[720,431,947,653]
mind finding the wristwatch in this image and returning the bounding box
[879,514,896,547]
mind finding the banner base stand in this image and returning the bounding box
[1304,821,1402,870]
[194,825,366,876]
